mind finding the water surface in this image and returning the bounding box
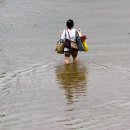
[0,0,130,130]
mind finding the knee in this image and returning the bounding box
[64,59,70,64]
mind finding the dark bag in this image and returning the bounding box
[55,41,64,54]
[64,39,71,49]
[76,30,84,51]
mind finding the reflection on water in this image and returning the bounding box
[55,63,88,104]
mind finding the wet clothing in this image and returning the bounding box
[65,49,78,58]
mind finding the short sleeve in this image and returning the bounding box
[60,30,66,40]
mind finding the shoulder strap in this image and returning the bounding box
[65,30,66,38]
[66,29,71,40]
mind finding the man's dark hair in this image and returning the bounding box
[66,19,74,29]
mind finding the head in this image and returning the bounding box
[66,19,74,29]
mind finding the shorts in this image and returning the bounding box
[65,49,78,58]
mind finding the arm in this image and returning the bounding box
[77,28,87,39]
[60,30,66,41]
[77,28,82,37]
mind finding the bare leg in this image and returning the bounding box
[64,56,70,64]
[64,51,71,64]
[73,56,78,64]
[72,49,78,64]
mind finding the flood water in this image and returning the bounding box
[0,0,130,130]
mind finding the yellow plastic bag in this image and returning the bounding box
[82,40,89,52]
